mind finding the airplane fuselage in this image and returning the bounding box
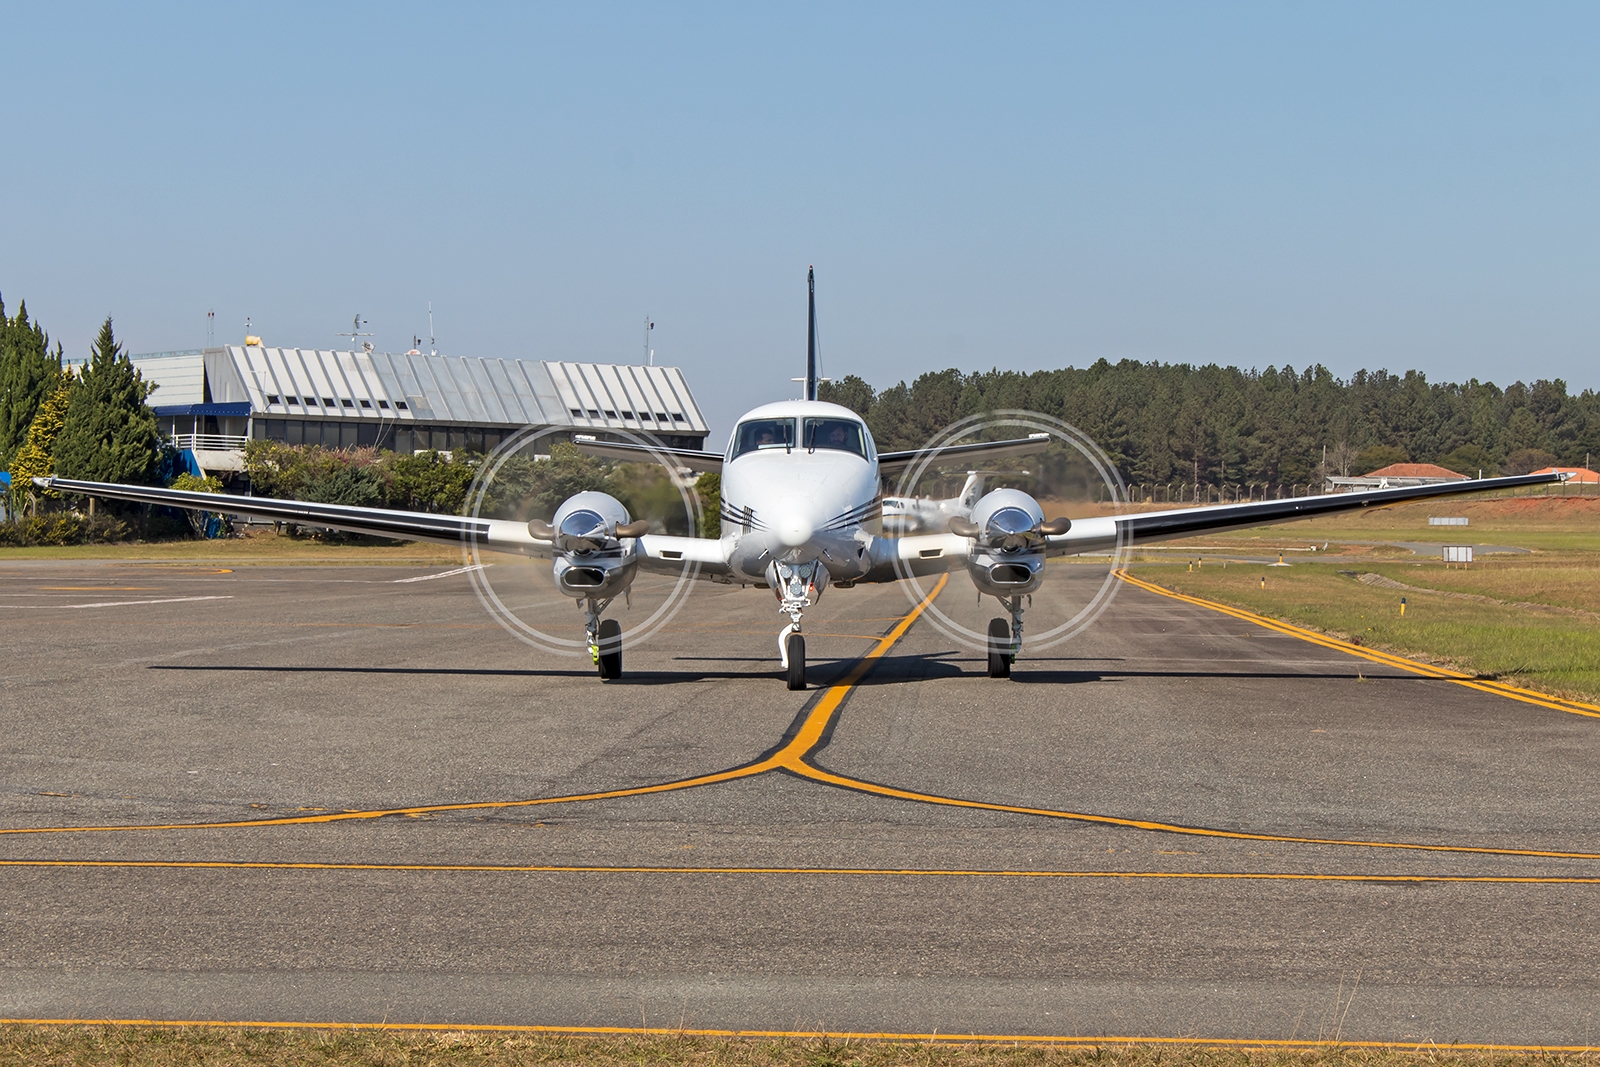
[717,400,883,586]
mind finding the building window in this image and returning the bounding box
[395,401,408,410]
[341,398,355,408]
[586,409,599,418]
[377,399,390,409]
[286,396,300,405]
[604,410,617,418]
[304,397,317,406]
[359,399,372,408]
[655,412,667,421]
[640,412,653,420]
[672,413,685,422]
[322,398,335,407]
[266,394,280,404]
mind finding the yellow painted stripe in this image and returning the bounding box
[789,761,1600,859]
[3,858,1600,884]
[0,575,948,838]
[1116,569,1600,719]
[0,1017,1594,1051]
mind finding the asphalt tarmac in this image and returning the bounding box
[3,556,1599,1045]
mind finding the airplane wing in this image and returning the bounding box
[1043,470,1565,555]
[571,436,724,472]
[876,435,1051,477]
[36,476,546,554]
[854,470,1564,579]
[633,534,734,578]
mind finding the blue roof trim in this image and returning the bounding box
[154,402,251,417]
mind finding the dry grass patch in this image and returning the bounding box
[1135,562,1600,703]
[2,1027,1597,1067]
[0,526,461,564]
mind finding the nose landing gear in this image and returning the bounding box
[771,559,826,690]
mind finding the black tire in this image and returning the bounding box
[597,618,622,680]
[986,617,1012,679]
[786,632,806,691]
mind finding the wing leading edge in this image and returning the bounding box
[1041,470,1563,555]
[36,476,543,553]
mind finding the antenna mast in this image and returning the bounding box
[337,313,373,350]
[644,315,654,366]
[805,265,817,401]
[428,302,436,356]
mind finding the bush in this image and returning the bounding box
[0,513,130,546]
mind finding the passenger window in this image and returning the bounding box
[802,418,867,458]
[731,418,796,459]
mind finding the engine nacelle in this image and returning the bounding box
[962,488,1050,597]
[535,491,643,600]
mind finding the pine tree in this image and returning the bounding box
[52,317,163,485]
[0,296,63,469]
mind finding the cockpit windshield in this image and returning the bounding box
[730,418,796,459]
[802,418,868,459]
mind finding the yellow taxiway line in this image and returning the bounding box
[1116,568,1600,719]
[0,1017,1596,1051]
[10,568,1600,860]
[5,858,1600,884]
[0,575,948,838]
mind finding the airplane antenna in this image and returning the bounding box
[805,265,817,401]
[337,313,372,349]
[428,302,436,356]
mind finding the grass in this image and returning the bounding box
[0,526,461,564]
[1,1027,1597,1067]
[1121,493,1600,703]
[1142,494,1600,555]
[1134,562,1600,703]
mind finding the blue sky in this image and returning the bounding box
[5,3,1597,438]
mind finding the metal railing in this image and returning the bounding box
[170,433,251,452]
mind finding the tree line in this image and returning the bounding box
[0,298,164,516]
[819,361,1600,489]
[9,289,1598,534]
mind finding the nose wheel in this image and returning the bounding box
[785,631,807,690]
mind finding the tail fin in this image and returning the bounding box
[805,265,818,401]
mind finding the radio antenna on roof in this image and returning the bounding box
[337,313,372,349]
[428,302,436,356]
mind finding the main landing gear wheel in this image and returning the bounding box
[786,632,807,691]
[986,617,1013,679]
[596,618,623,680]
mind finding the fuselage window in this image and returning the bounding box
[731,418,796,459]
[802,418,867,459]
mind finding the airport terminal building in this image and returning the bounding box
[130,346,709,468]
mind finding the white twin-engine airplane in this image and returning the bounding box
[39,270,1562,689]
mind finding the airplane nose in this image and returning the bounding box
[772,508,814,548]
